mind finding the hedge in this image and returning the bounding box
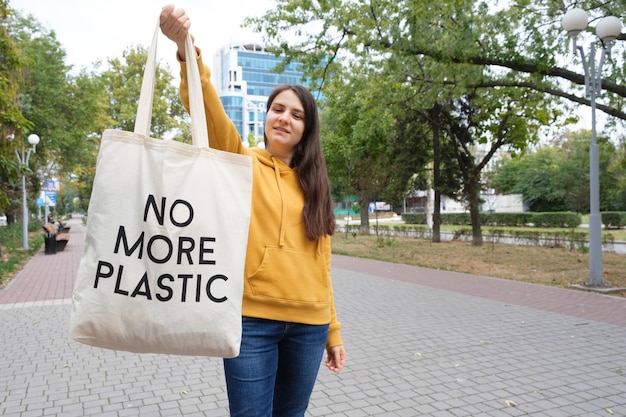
[602,212,626,229]
[400,211,597,228]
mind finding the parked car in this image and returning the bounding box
[0,214,7,226]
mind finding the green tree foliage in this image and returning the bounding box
[247,0,624,122]
[0,2,29,129]
[63,69,112,213]
[445,86,554,244]
[9,13,71,168]
[248,0,576,245]
[0,2,32,214]
[489,130,623,212]
[74,47,186,210]
[1,11,108,218]
[320,66,398,231]
[555,130,616,213]
[100,46,186,139]
[612,137,626,210]
[0,9,189,217]
[490,147,569,212]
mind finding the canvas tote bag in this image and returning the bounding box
[70,22,252,357]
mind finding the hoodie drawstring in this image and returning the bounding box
[272,157,287,248]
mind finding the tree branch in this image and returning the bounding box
[472,80,626,121]
[342,29,626,121]
[464,56,626,98]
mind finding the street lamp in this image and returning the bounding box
[562,9,623,287]
[14,133,40,250]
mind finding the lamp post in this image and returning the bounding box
[562,9,623,287]
[14,134,40,250]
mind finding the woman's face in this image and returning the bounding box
[264,89,305,165]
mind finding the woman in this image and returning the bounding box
[160,5,346,417]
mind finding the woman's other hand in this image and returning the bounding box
[325,345,346,372]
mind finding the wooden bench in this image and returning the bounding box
[43,223,70,252]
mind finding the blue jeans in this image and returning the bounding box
[223,317,329,417]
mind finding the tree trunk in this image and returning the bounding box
[433,189,441,242]
[466,176,483,246]
[6,210,16,225]
[359,200,370,234]
[432,112,441,243]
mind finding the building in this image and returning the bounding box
[212,43,305,145]
[403,190,526,214]
[402,146,525,214]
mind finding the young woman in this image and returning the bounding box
[160,5,346,417]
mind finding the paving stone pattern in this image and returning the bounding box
[1,216,625,416]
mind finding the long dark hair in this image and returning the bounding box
[265,84,335,240]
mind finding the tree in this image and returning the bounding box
[247,0,572,245]
[247,0,625,121]
[489,130,620,213]
[557,130,618,213]
[100,45,186,139]
[62,68,111,213]
[2,11,110,220]
[490,147,569,212]
[1,10,189,217]
[612,135,626,210]
[320,49,450,233]
[445,86,553,244]
[70,46,187,210]
[321,66,397,232]
[10,12,70,165]
[0,3,33,215]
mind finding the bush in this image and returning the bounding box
[442,213,471,225]
[481,212,534,227]
[401,213,427,224]
[602,212,626,229]
[532,212,582,228]
[398,210,626,230]
[0,220,42,250]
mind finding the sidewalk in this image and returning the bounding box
[0,217,83,306]
[1,215,625,416]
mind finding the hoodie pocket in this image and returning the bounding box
[248,246,329,303]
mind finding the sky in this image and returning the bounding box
[11,0,275,74]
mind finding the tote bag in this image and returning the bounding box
[69,22,252,358]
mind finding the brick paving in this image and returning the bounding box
[1,215,625,416]
[0,220,82,306]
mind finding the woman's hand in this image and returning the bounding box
[325,345,346,372]
[160,4,191,60]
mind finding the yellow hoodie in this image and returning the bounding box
[178,48,342,349]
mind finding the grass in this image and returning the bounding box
[331,231,626,295]
[481,224,626,242]
[0,221,44,289]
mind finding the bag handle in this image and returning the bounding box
[134,19,209,148]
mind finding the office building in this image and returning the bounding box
[212,43,305,145]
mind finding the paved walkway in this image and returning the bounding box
[1,215,625,416]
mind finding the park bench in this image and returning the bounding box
[43,223,70,252]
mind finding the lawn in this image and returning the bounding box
[331,231,626,295]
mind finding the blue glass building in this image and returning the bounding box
[212,43,305,145]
